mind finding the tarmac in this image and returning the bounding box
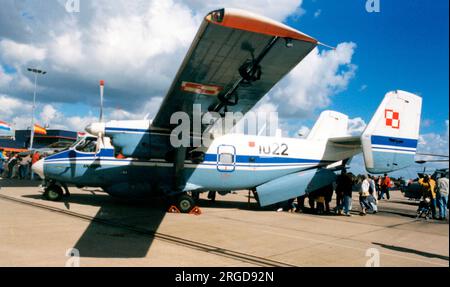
[0,179,448,267]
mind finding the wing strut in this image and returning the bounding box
[210,36,280,115]
[173,147,187,192]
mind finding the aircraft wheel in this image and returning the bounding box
[44,185,64,201]
[176,194,195,213]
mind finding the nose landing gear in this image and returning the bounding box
[42,180,70,201]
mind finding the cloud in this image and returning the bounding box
[0,94,32,120]
[348,117,366,135]
[314,9,321,18]
[269,42,357,119]
[0,66,13,88]
[184,0,304,22]
[0,39,46,64]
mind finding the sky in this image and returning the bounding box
[0,0,448,178]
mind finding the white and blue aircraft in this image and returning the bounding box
[32,8,422,213]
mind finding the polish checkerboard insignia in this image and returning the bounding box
[385,109,400,129]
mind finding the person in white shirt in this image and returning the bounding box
[359,175,372,215]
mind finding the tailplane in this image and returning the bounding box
[361,90,422,174]
[307,110,349,141]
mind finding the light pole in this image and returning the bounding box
[27,68,46,150]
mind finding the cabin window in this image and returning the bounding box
[75,138,97,153]
[219,153,234,164]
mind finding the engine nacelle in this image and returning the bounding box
[86,120,171,158]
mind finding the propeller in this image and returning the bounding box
[84,80,107,154]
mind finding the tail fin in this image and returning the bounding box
[307,110,349,141]
[361,90,422,174]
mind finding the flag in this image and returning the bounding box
[0,121,12,132]
[34,124,47,135]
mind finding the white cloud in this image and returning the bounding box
[314,9,321,18]
[359,84,367,92]
[348,117,366,135]
[0,94,32,119]
[269,42,357,118]
[184,0,304,22]
[0,66,13,88]
[0,39,46,64]
[40,104,60,124]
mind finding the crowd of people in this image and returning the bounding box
[417,174,449,220]
[0,151,43,180]
[277,170,448,220]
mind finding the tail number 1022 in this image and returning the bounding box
[259,143,289,156]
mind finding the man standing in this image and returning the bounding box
[436,175,449,220]
[379,173,392,200]
[336,170,353,216]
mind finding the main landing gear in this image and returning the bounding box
[167,193,201,214]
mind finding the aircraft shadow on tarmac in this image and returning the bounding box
[23,192,167,258]
[21,191,266,259]
[373,242,449,261]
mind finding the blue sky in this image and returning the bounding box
[286,0,449,135]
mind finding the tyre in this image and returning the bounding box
[177,194,195,213]
[44,185,64,201]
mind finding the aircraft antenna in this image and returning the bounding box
[318,42,335,50]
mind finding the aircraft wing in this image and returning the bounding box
[151,8,318,133]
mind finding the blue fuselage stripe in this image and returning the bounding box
[371,135,418,149]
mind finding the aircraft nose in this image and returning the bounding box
[32,159,45,179]
[85,122,105,135]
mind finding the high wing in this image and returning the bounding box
[151,8,318,133]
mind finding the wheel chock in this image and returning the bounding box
[189,206,202,215]
[168,205,180,213]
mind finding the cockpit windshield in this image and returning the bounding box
[74,137,98,153]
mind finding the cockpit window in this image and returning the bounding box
[75,138,97,153]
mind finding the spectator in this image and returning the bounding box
[336,170,353,216]
[296,195,306,212]
[436,175,449,220]
[379,173,392,200]
[335,173,345,215]
[19,154,31,179]
[359,175,372,216]
[418,174,437,219]
[368,175,378,213]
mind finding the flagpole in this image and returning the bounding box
[29,72,37,150]
[27,68,46,150]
